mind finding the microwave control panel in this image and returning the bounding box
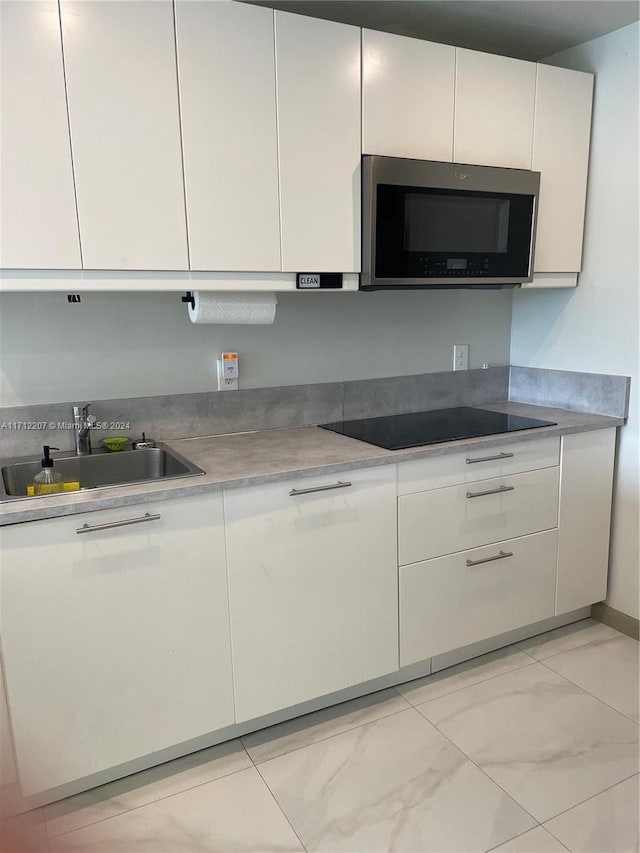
[419,257,491,276]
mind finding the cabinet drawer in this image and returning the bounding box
[398,435,559,495]
[400,529,558,666]
[398,465,559,565]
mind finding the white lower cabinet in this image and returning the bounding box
[398,465,560,565]
[556,428,616,614]
[0,653,17,788]
[397,435,564,668]
[224,466,398,722]
[398,436,560,494]
[400,530,559,666]
[0,428,617,801]
[0,494,234,796]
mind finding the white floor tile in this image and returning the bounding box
[259,707,535,852]
[542,634,639,722]
[398,646,533,707]
[417,663,639,822]
[0,807,48,853]
[516,619,617,661]
[490,826,568,852]
[45,739,251,839]
[0,781,33,820]
[242,687,409,764]
[545,775,640,853]
[49,767,303,852]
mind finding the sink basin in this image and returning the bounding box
[0,445,204,501]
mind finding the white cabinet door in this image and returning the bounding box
[0,1,81,269]
[556,429,616,614]
[400,530,558,665]
[275,12,361,272]
[532,64,594,274]
[398,436,560,494]
[60,1,188,270]
[398,466,560,565]
[175,1,281,272]
[0,495,234,796]
[0,653,17,788]
[224,466,398,722]
[454,49,536,169]
[362,30,455,161]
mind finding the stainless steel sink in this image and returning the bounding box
[0,444,205,502]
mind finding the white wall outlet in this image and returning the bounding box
[217,352,239,391]
[453,344,469,371]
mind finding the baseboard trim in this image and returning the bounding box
[430,608,590,672]
[592,602,639,640]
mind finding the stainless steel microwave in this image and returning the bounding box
[361,155,540,289]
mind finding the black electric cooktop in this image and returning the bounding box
[320,406,556,451]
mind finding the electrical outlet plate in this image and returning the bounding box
[217,360,238,391]
[453,344,469,371]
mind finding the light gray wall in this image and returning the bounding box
[511,22,639,619]
[0,289,512,407]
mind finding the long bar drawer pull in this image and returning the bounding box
[466,550,514,567]
[77,512,161,534]
[289,481,352,496]
[466,484,514,499]
[466,451,514,464]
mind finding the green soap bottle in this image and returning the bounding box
[32,446,64,495]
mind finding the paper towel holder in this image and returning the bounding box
[181,291,195,309]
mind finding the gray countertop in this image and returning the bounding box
[0,401,623,527]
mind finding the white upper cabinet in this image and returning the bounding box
[1,7,594,286]
[454,49,536,169]
[532,64,594,273]
[60,1,188,270]
[0,1,81,269]
[175,1,281,272]
[362,30,455,161]
[275,12,361,272]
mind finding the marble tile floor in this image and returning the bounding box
[8,619,639,853]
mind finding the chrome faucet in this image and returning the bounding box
[72,403,97,456]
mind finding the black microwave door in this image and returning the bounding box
[375,185,535,280]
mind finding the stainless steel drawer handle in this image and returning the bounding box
[466,451,514,464]
[76,512,161,534]
[466,550,514,567]
[289,481,352,496]
[466,484,515,499]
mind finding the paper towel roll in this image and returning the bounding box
[188,292,277,325]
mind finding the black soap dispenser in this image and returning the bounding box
[32,446,64,495]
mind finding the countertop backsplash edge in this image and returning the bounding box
[3,364,630,458]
